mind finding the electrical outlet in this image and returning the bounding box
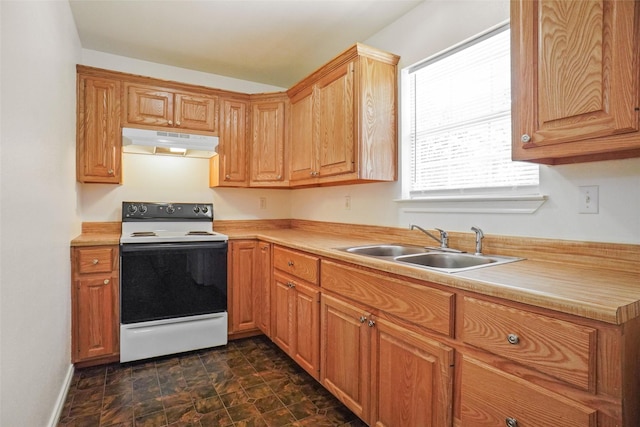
[259,197,267,210]
[578,186,598,214]
[344,196,351,210]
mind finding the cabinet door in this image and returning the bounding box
[370,318,454,427]
[289,86,317,183]
[292,280,320,379]
[321,294,371,421]
[126,84,174,127]
[77,75,121,183]
[512,0,639,160]
[272,272,294,354]
[251,98,287,185]
[229,240,258,333]
[316,61,355,178]
[75,276,118,360]
[256,242,272,336]
[217,98,249,186]
[174,92,218,132]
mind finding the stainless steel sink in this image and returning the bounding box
[339,244,522,273]
[345,244,429,257]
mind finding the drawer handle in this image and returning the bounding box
[92,259,99,265]
[368,320,376,327]
[103,279,109,285]
[507,334,520,345]
[359,316,367,323]
[287,282,295,288]
[287,261,294,266]
[506,417,518,427]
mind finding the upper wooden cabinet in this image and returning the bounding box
[250,93,289,187]
[76,73,122,183]
[511,0,640,164]
[287,44,399,186]
[125,83,219,133]
[211,96,250,187]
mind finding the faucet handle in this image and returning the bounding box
[471,226,484,255]
[434,228,449,248]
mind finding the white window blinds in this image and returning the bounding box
[408,25,538,197]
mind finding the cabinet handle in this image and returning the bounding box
[176,121,181,126]
[225,175,231,180]
[92,259,99,265]
[368,320,376,327]
[359,316,367,323]
[276,175,282,180]
[287,261,294,266]
[103,279,110,285]
[507,334,520,345]
[287,282,295,288]
[521,134,531,143]
[168,120,173,125]
[505,417,518,427]
[107,169,114,175]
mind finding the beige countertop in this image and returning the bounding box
[71,225,640,325]
[229,228,640,325]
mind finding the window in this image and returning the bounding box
[406,24,538,198]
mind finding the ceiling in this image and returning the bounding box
[69,0,423,88]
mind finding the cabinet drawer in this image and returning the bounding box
[274,246,319,284]
[322,260,454,336]
[76,247,115,274]
[460,357,596,426]
[461,296,596,391]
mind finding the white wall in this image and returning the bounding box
[291,0,640,244]
[0,1,81,425]
[79,51,292,222]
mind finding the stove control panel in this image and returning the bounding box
[122,202,214,221]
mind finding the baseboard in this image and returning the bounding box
[47,364,74,427]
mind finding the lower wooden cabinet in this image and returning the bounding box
[256,241,272,336]
[460,357,596,426]
[272,270,320,379]
[320,293,454,426]
[229,240,259,334]
[71,245,119,365]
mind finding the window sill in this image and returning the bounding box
[394,194,547,214]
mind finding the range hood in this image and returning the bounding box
[122,127,218,158]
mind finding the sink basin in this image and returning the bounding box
[339,244,522,273]
[395,252,521,273]
[345,244,429,257]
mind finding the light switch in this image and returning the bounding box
[578,186,598,214]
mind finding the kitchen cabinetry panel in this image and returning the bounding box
[273,246,319,284]
[126,85,174,127]
[76,74,121,183]
[212,97,250,187]
[289,86,316,183]
[71,245,119,365]
[461,296,596,391]
[256,241,272,336]
[229,240,258,333]
[250,94,288,186]
[174,92,218,132]
[272,273,294,354]
[291,278,320,376]
[460,357,596,426]
[511,0,640,163]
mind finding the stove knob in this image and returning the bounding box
[166,204,175,214]
[201,206,209,214]
[193,206,201,214]
[139,204,148,214]
[127,204,138,214]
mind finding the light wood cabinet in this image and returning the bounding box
[256,241,272,336]
[125,83,218,132]
[250,93,288,187]
[228,240,259,334]
[211,97,250,187]
[76,73,122,183]
[271,246,321,378]
[511,0,640,164]
[71,246,119,365]
[287,44,399,186]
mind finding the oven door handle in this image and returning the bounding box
[120,241,228,252]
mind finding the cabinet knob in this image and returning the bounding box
[507,333,520,345]
[107,169,114,175]
[225,175,231,180]
[368,320,376,327]
[92,259,99,265]
[103,279,110,285]
[176,121,181,126]
[521,134,531,143]
[359,316,367,323]
[287,282,295,288]
[287,261,294,267]
[276,175,282,180]
[168,120,173,125]
[505,417,518,427]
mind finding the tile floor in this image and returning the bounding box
[58,336,365,427]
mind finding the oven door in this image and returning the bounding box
[120,241,227,324]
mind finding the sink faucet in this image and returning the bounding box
[410,224,449,249]
[471,226,484,255]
